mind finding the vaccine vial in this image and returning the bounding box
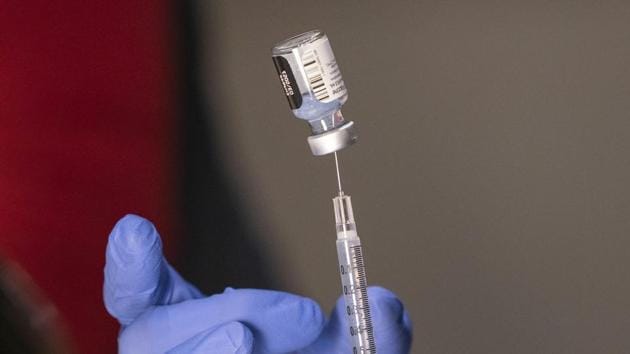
[272,30,357,156]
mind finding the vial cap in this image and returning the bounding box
[307,121,357,156]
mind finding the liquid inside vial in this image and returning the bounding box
[272,30,349,134]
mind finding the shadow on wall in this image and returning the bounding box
[175,0,275,293]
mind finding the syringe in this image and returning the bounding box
[271,30,374,352]
[333,152,376,353]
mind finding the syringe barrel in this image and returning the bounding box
[336,237,376,353]
[333,194,376,353]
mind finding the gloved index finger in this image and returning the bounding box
[119,288,326,354]
[104,214,203,326]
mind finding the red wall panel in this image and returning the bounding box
[0,1,179,352]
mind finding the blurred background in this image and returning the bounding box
[2,1,630,353]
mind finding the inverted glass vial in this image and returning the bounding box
[272,30,357,156]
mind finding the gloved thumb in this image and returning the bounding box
[302,286,412,354]
[103,214,203,325]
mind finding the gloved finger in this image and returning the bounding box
[164,322,254,354]
[302,286,413,354]
[119,288,326,354]
[104,214,203,325]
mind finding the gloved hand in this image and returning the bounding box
[104,214,412,353]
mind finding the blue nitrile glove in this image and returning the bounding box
[104,214,412,353]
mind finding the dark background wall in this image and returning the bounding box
[176,0,274,296]
[195,2,630,353]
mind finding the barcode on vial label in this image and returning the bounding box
[302,51,330,101]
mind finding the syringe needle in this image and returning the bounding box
[334,152,343,194]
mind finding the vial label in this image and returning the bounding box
[272,56,303,109]
[300,36,347,103]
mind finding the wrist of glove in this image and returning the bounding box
[104,215,412,354]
